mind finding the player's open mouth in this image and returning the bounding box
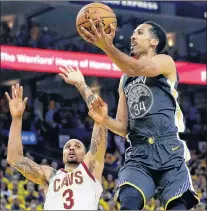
[130,43,137,49]
[68,153,76,157]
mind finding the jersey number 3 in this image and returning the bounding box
[63,189,74,209]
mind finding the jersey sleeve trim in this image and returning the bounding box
[81,162,95,182]
[122,74,127,90]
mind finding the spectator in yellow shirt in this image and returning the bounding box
[8,188,25,205]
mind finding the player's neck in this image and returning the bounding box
[64,163,79,171]
[137,50,157,60]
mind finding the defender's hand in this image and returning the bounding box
[89,96,108,124]
[59,65,85,86]
[80,17,116,51]
[5,84,28,119]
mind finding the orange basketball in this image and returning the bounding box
[76,3,117,39]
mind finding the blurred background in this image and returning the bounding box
[0,1,206,210]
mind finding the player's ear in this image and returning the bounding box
[150,38,159,48]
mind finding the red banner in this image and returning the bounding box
[1,45,206,85]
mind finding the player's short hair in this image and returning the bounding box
[64,139,87,153]
[83,144,87,153]
[143,21,167,53]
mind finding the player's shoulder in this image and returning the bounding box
[153,54,176,78]
[154,54,175,66]
[41,165,57,182]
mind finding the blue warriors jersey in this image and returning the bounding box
[122,74,185,142]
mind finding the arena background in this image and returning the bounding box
[0,1,206,210]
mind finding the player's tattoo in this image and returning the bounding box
[49,169,57,181]
[76,83,96,107]
[88,160,96,173]
[90,140,98,154]
[87,94,96,107]
[90,125,108,155]
[12,157,46,185]
[90,126,101,154]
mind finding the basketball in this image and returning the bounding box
[76,3,117,39]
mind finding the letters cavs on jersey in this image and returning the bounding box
[44,162,103,210]
[53,170,83,192]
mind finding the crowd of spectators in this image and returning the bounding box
[0,21,206,64]
[0,81,206,210]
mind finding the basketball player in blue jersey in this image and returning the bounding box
[79,19,200,210]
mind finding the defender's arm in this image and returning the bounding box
[5,84,56,185]
[84,123,108,183]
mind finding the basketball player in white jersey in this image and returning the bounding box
[5,83,108,210]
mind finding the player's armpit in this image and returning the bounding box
[9,156,56,185]
[87,160,96,174]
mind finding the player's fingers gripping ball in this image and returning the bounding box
[76,2,117,40]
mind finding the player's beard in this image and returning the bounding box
[130,49,140,59]
[67,160,79,164]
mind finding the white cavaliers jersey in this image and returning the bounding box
[44,162,103,210]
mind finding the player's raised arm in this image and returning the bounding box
[59,65,96,108]
[84,97,108,182]
[5,84,56,185]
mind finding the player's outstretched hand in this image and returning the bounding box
[5,84,28,119]
[80,17,116,51]
[59,65,85,87]
[88,96,108,124]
